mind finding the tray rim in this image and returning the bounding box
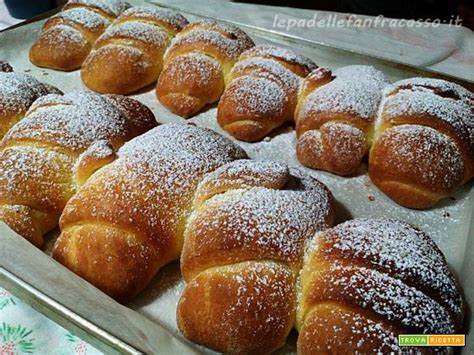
[0,267,139,355]
[147,0,474,91]
[0,2,473,353]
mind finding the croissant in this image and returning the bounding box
[369,78,474,209]
[0,72,62,139]
[156,19,254,118]
[177,159,335,353]
[295,65,389,175]
[217,44,317,142]
[0,90,155,247]
[297,218,464,354]
[179,217,464,353]
[53,123,248,302]
[29,0,130,71]
[81,6,188,94]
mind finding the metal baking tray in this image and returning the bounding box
[0,0,473,353]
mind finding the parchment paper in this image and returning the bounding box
[0,1,472,353]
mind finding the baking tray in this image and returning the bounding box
[0,1,473,353]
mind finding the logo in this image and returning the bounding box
[399,335,465,347]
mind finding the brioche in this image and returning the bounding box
[53,124,247,302]
[295,65,389,175]
[177,160,335,353]
[179,216,463,353]
[297,218,464,354]
[156,20,254,118]
[81,6,188,94]
[0,90,155,247]
[218,44,317,142]
[29,0,130,71]
[0,72,62,139]
[369,78,474,208]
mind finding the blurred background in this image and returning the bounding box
[237,0,474,29]
[0,0,473,30]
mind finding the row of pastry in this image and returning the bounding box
[29,1,473,210]
[0,66,465,352]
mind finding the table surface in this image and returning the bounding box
[0,0,472,354]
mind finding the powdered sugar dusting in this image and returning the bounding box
[319,218,463,319]
[54,7,110,30]
[0,72,61,119]
[120,6,188,32]
[0,146,74,208]
[231,57,301,92]
[242,44,317,75]
[299,65,389,120]
[327,264,455,333]
[381,78,473,148]
[164,52,221,87]
[39,24,87,49]
[375,124,465,189]
[66,0,130,17]
[196,159,289,201]
[4,90,129,152]
[63,124,247,240]
[170,30,245,61]
[301,306,401,353]
[98,21,169,47]
[186,165,333,269]
[230,76,286,117]
[168,20,254,61]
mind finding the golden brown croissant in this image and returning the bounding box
[53,123,248,302]
[297,218,464,354]
[0,90,155,247]
[179,217,463,354]
[0,72,62,139]
[177,159,335,353]
[295,65,389,175]
[369,78,474,209]
[218,44,317,142]
[81,6,188,94]
[29,0,130,71]
[156,19,254,118]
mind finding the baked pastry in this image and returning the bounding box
[297,218,464,354]
[217,44,317,142]
[369,78,474,209]
[156,20,254,118]
[179,217,463,353]
[177,160,335,353]
[295,65,389,175]
[0,90,155,247]
[53,124,247,302]
[81,6,188,94]
[29,0,130,71]
[0,61,13,72]
[0,72,62,139]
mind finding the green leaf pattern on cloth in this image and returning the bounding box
[0,323,34,354]
[0,289,16,311]
[0,286,102,355]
